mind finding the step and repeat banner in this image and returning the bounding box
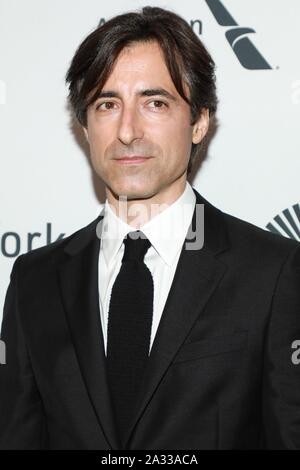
[0,0,299,325]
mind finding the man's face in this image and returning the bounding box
[84,40,208,203]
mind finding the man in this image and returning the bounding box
[0,6,300,450]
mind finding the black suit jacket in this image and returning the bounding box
[1,187,300,450]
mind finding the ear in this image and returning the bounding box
[82,126,89,142]
[192,108,210,144]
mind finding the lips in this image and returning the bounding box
[114,156,153,164]
[114,155,151,160]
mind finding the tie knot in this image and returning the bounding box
[122,230,151,262]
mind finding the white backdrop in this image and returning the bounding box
[1,0,300,326]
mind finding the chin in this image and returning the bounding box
[119,190,152,201]
[113,182,155,201]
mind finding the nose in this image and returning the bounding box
[117,104,143,145]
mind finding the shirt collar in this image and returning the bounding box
[100,181,196,267]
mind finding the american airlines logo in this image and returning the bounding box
[267,203,300,241]
[205,0,272,70]
[99,1,272,71]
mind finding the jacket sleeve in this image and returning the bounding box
[262,243,300,449]
[0,255,47,449]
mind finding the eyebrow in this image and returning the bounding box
[94,88,177,102]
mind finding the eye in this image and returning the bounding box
[96,101,116,111]
[148,100,168,109]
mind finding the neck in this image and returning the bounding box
[106,177,187,229]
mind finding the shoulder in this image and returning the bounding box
[11,214,102,275]
[193,187,300,264]
[219,205,300,266]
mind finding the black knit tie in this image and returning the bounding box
[106,230,154,445]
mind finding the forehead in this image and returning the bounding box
[103,40,176,89]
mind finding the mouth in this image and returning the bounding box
[113,156,153,165]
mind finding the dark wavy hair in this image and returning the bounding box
[65,5,218,174]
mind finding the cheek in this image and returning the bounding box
[157,122,192,162]
[88,128,110,158]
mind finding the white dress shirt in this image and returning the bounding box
[98,181,196,356]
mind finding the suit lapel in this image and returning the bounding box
[57,214,122,450]
[57,188,230,450]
